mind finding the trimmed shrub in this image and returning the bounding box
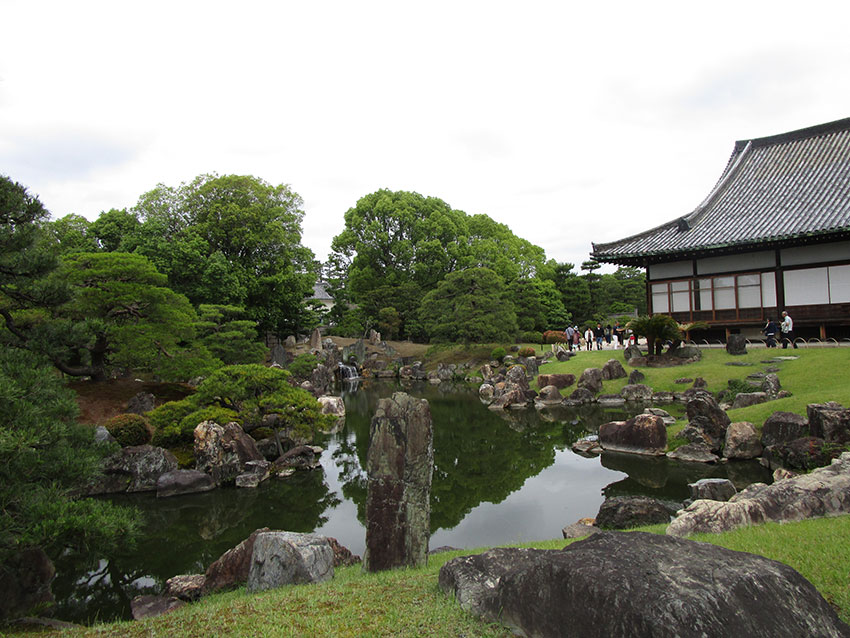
[104,413,152,447]
[517,346,536,358]
[543,330,567,344]
[491,347,507,362]
[520,331,543,344]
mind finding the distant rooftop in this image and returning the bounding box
[311,282,333,301]
[592,117,850,266]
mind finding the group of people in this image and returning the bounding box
[563,322,630,351]
[762,310,798,349]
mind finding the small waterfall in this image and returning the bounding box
[338,363,359,379]
[337,362,360,391]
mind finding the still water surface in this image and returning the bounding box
[54,380,769,623]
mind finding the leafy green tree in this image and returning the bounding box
[88,208,141,252]
[0,347,139,572]
[195,304,266,365]
[132,174,316,336]
[46,214,98,254]
[418,268,517,343]
[463,214,545,281]
[330,190,548,339]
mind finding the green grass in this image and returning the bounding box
[535,346,850,431]
[13,517,849,636]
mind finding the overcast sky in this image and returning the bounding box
[2,1,849,271]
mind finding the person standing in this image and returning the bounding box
[572,326,580,350]
[584,326,594,351]
[763,318,778,348]
[781,311,798,349]
[565,325,575,352]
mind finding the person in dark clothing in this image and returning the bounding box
[763,318,778,348]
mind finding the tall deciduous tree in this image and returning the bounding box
[132,174,316,336]
[330,189,547,339]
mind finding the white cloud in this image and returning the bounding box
[2,0,850,268]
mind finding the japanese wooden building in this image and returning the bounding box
[591,117,850,340]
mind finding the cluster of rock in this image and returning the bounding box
[439,530,850,637]
[667,452,850,537]
[479,355,725,411]
[90,411,334,498]
[132,528,360,620]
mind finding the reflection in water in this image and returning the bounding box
[51,380,768,624]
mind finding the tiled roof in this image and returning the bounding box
[592,117,850,265]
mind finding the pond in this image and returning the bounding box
[53,380,770,624]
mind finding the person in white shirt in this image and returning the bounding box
[584,327,594,351]
[780,311,798,349]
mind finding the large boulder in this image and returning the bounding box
[725,333,747,355]
[723,421,763,460]
[620,383,652,402]
[536,373,576,389]
[439,531,850,638]
[595,496,671,529]
[667,442,719,463]
[91,445,178,494]
[598,414,666,456]
[318,395,345,430]
[246,532,334,593]
[126,391,156,415]
[761,411,809,447]
[164,574,206,602]
[761,373,782,397]
[130,595,184,620]
[668,451,850,536]
[685,394,731,452]
[762,437,842,471]
[577,368,604,394]
[194,421,265,486]
[517,356,539,378]
[807,402,850,444]
[689,478,737,502]
[601,359,627,380]
[623,344,642,361]
[156,469,216,498]
[564,387,595,406]
[731,392,769,410]
[535,385,563,406]
[204,528,271,594]
[0,547,55,621]
[273,445,320,471]
[627,369,645,385]
[364,392,433,572]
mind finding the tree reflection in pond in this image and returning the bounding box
[49,380,768,625]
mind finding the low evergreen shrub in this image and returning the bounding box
[490,346,507,362]
[104,413,152,447]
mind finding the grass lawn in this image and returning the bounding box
[534,345,850,434]
[13,516,849,637]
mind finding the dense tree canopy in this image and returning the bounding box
[0,347,139,566]
[329,190,551,340]
[418,268,518,343]
[131,174,316,336]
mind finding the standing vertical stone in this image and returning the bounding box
[309,327,322,350]
[364,392,434,572]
